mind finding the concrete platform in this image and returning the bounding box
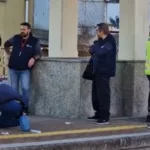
[0,116,150,149]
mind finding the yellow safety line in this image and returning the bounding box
[0,124,146,140]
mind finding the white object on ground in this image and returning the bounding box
[31,129,42,134]
[1,132,9,135]
[65,122,73,125]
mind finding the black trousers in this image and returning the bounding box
[92,75,110,120]
[147,76,150,113]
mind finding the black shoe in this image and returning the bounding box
[146,115,150,123]
[87,116,98,120]
[22,107,29,115]
[96,119,109,125]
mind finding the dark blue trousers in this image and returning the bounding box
[0,100,22,128]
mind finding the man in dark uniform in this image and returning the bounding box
[88,23,117,124]
[0,84,25,128]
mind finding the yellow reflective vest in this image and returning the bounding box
[145,37,150,75]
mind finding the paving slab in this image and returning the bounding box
[0,116,150,150]
[0,116,148,142]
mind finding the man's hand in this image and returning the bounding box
[28,57,35,68]
[89,45,95,55]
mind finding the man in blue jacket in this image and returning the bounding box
[0,84,25,128]
[88,23,116,124]
[4,22,42,111]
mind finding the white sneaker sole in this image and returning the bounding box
[96,122,109,125]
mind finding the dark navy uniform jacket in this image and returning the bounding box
[4,34,42,70]
[0,84,24,106]
[90,34,116,77]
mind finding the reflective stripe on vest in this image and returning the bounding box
[145,37,150,75]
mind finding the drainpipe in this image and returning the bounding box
[25,0,29,22]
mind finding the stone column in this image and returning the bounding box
[49,0,78,57]
[119,0,149,117]
[119,0,149,60]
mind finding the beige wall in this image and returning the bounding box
[0,2,6,45]
[119,0,149,60]
[29,0,34,27]
[0,0,25,45]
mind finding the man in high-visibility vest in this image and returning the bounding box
[145,37,150,124]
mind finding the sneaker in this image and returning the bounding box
[96,119,109,125]
[24,107,29,115]
[87,116,98,120]
[19,114,30,132]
